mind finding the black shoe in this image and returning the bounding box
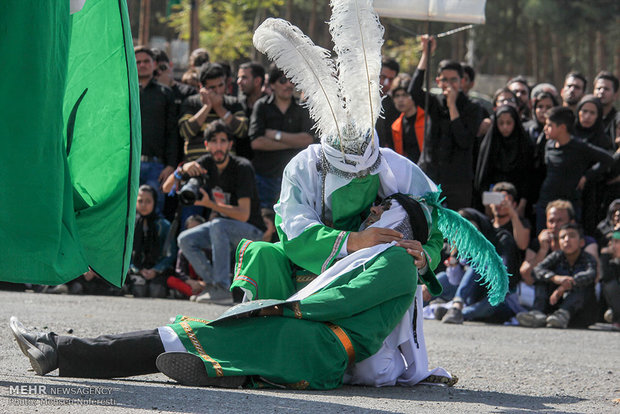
[9,317,58,375]
[156,352,246,388]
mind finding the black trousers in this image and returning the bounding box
[603,279,620,323]
[56,329,165,378]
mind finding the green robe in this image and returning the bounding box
[169,175,443,389]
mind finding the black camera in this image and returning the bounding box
[179,175,209,205]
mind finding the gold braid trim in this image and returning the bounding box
[179,321,224,377]
[180,316,211,325]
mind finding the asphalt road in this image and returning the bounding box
[1,291,618,414]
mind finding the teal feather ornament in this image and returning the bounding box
[421,189,510,306]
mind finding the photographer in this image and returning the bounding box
[163,122,265,304]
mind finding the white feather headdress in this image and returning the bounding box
[253,0,385,176]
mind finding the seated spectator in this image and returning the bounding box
[69,269,123,296]
[518,200,599,321]
[575,95,612,151]
[435,208,520,324]
[599,231,620,330]
[127,185,176,298]
[165,122,265,304]
[535,107,613,232]
[519,224,597,329]
[391,80,425,163]
[474,106,533,208]
[488,182,532,252]
[595,199,620,247]
[166,215,207,299]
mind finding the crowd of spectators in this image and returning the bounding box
[6,38,619,331]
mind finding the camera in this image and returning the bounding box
[179,175,209,205]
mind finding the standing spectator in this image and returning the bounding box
[523,92,559,216]
[526,223,597,329]
[536,107,613,231]
[391,80,424,163]
[599,231,620,331]
[561,72,587,113]
[152,48,197,116]
[188,48,209,69]
[135,46,179,213]
[249,64,314,213]
[507,76,531,122]
[179,63,247,162]
[460,63,492,118]
[408,35,481,210]
[575,95,611,150]
[168,123,265,304]
[236,62,267,160]
[375,58,401,148]
[531,83,561,106]
[593,71,620,150]
[127,185,175,298]
[474,105,533,207]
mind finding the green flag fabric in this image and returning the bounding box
[0,0,140,287]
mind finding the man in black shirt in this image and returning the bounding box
[375,58,401,149]
[249,65,314,211]
[594,71,620,150]
[236,61,267,160]
[135,46,179,213]
[164,123,264,304]
[408,36,481,210]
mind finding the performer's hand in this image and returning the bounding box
[347,227,403,253]
[258,305,283,317]
[396,239,427,269]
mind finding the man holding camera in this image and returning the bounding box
[164,122,265,304]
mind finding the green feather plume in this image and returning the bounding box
[421,189,510,306]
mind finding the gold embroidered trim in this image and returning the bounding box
[326,322,355,365]
[180,316,211,325]
[286,380,309,390]
[295,274,317,283]
[321,231,346,273]
[179,321,223,377]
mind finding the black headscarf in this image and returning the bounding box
[575,95,611,151]
[474,105,533,193]
[132,186,160,270]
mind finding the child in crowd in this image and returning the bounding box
[535,107,613,233]
[520,223,597,329]
[167,215,207,299]
[127,185,176,298]
[599,231,620,331]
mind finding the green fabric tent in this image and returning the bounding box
[0,0,140,287]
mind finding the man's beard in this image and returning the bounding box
[213,151,229,164]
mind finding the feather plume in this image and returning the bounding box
[329,0,384,139]
[253,18,346,139]
[422,190,510,306]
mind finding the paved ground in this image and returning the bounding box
[0,291,618,414]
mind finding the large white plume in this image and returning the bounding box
[253,18,347,140]
[329,0,384,139]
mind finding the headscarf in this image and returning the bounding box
[132,185,160,270]
[575,95,611,151]
[474,105,533,193]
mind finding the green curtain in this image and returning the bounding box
[0,0,140,287]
